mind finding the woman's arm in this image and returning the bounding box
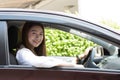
[16,48,84,68]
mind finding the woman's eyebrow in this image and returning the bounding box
[31,30,43,33]
[31,30,36,32]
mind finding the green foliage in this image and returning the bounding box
[45,20,120,57]
[45,28,96,56]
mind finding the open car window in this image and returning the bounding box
[7,20,120,70]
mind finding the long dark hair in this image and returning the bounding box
[22,21,46,56]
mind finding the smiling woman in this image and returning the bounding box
[16,21,84,68]
[20,21,46,56]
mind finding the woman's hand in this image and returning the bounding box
[76,47,93,64]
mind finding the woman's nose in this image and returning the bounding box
[36,34,40,38]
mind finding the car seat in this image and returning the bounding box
[8,26,19,65]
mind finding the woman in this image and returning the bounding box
[16,21,84,68]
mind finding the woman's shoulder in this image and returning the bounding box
[16,47,33,58]
[17,47,33,55]
[18,45,31,52]
[18,48,30,52]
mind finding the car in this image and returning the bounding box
[0,8,120,80]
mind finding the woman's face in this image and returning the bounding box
[28,25,43,48]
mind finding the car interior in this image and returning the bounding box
[8,25,19,65]
[7,20,119,69]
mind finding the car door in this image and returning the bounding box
[0,21,119,80]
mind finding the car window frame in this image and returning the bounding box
[0,10,120,73]
[0,22,118,76]
[0,21,9,65]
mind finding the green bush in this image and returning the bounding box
[45,28,96,56]
[45,20,120,57]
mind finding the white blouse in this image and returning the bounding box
[16,48,71,68]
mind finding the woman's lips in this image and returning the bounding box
[33,40,40,44]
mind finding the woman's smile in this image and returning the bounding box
[33,40,40,45]
[28,25,43,48]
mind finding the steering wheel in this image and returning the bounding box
[82,47,99,68]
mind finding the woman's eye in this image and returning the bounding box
[32,32,36,34]
[39,33,43,35]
